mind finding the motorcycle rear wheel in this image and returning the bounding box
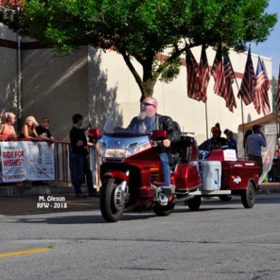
[100,178,125,222]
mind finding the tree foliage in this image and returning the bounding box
[0,0,277,99]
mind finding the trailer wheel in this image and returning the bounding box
[241,181,256,209]
[187,196,201,211]
[219,195,233,202]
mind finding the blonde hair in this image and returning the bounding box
[24,116,39,127]
[4,112,16,124]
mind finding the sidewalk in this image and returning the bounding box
[259,182,280,194]
[0,195,100,217]
[0,182,102,216]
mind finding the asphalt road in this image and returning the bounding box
[0,193,280,280]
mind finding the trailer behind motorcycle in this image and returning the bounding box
[177,149,259,210]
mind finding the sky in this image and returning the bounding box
[252,0,280,77]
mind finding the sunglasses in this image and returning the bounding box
[142,102,156,107]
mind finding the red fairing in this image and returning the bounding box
[174,163,202,191]
[190,141,199,161]
[104,170,129,181]
[152,130,168,140]
[207,150,225,161]
[139,186,156,198]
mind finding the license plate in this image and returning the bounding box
[105,149,126,158]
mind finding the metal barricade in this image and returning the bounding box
[0,140,100,187]
[54,142,101,188]
[89,145,101,188]
[54,141,71,186]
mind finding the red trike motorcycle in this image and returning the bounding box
[91,120,260,222]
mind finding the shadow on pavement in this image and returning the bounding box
[255,195,280,204]
[12,212,156,224]
[173,207,241,213]
[1,192,280,218]
[200,194,280,206]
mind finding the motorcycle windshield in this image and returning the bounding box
[98,106,151,159]
[103,106,147,137]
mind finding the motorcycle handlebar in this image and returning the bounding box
[151,140,164,148]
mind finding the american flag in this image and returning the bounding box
[197,45,210,103]
[276,65,280,112]
[260,59,271,114]
[238,47,256,105]
[223,55,237,112]
[186,48,200,101]
[253,57,270,115]
[211,46,226,99]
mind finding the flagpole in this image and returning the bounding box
[205,101,209,139]
[276,65,280,154]
[234,76,246,152]
[240,96,245,143]
[276,107,279,136]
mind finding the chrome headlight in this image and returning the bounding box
[105,148,126,158]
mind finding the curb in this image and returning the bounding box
[0,184,75,197]
[258,183,280,194]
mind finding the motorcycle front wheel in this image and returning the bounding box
[100,178,125,222]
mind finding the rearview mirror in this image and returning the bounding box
[87,128,102,140]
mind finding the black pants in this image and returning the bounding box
[248,154,263,176]
[70,153,94,195]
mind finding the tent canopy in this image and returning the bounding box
[237,112,280,183]
[238,112,280,131]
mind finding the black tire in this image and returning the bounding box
[100,178,125,222]
[153,202,175,216]
[219,195,233,202]
[187,196,201,211]
[241,181,256,209]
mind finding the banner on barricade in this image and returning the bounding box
[0,141,55,183]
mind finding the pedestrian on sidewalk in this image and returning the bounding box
[69,113,98,198]
[245,124,266,176]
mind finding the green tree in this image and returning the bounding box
[0,0,277,100]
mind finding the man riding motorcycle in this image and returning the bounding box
[127,97,181,198]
